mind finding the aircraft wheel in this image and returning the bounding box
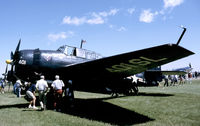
[132,86,139,95]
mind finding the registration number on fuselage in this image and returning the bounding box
[18,60,26,65]
[106,56,167,73]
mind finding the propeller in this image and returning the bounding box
[5,39,21,81]
[11,39,21,75]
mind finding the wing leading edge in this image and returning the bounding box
[59,44,194,79]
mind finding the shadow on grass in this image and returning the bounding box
[0,96,42,111]
[137,92,174,97]
[62,97,154,125]
[0,103,28,109]
[0,103,45,112]
[0,95,155,125]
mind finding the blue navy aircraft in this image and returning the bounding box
[134,63,192,86]
[4,27,194,95]
[169,63,192,74]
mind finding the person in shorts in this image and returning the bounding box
[26,82,38,109]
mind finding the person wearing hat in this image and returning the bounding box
[51,75,64,111]
[36,75,48,110]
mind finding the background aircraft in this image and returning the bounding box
[134,64,192,86]
[4,28,194,95]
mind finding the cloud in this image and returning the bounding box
[48,31,74,41]
[139,9,157,23]
[164,0,184,9]
[87,15,104,24]
[138,0,184,23]
[87,12,105,24]
[109,9,119,16]
[117,26,126,32]
[62,16,86,25]
[127,8,135,15]
[108,25,127,32]
[62,9,119,25]
[99,9,119,17]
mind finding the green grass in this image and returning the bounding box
[0,80,200,126]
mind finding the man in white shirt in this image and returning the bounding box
[36,75,48,110]
[51,75,64,111]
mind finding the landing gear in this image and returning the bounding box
[131,85,139,95]
[109,78,139,96]
[124,85,139,96]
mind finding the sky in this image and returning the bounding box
[0,0,199,77]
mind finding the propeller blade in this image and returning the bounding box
[12,39,21,63]
[3,64,8,80]
[9,39,21,79]
[15,39,21,54]
[11,51,14,59]
[5,64,8,74]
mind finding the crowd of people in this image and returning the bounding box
[1,75,74,111]
[163,72,199,87]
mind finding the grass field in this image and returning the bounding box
[0,79,200,126]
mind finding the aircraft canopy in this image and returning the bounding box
[57,45,103,60]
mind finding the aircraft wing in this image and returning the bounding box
[160,65,193,75]
[59,44,194,79]
[146,70,186,75]
[161,71,187,75]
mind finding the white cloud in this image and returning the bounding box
[127,8,135,15]
[62,9,119,25]
[117,26,126,32]
[139,9,156,23]
[86,12,105,24]
[138,0,184,23]
[108,25,126,32]
[87,16,104,24]
[48,31,74,41]
[62,16,86,25]
[99,9,119,17]
[109,9,119,16]
[164,0,184,9]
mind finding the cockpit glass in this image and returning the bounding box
[57,45,102,59]
[57,45,75,56]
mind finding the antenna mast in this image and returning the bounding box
[80,39,86,49]
[176,26,186,45]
